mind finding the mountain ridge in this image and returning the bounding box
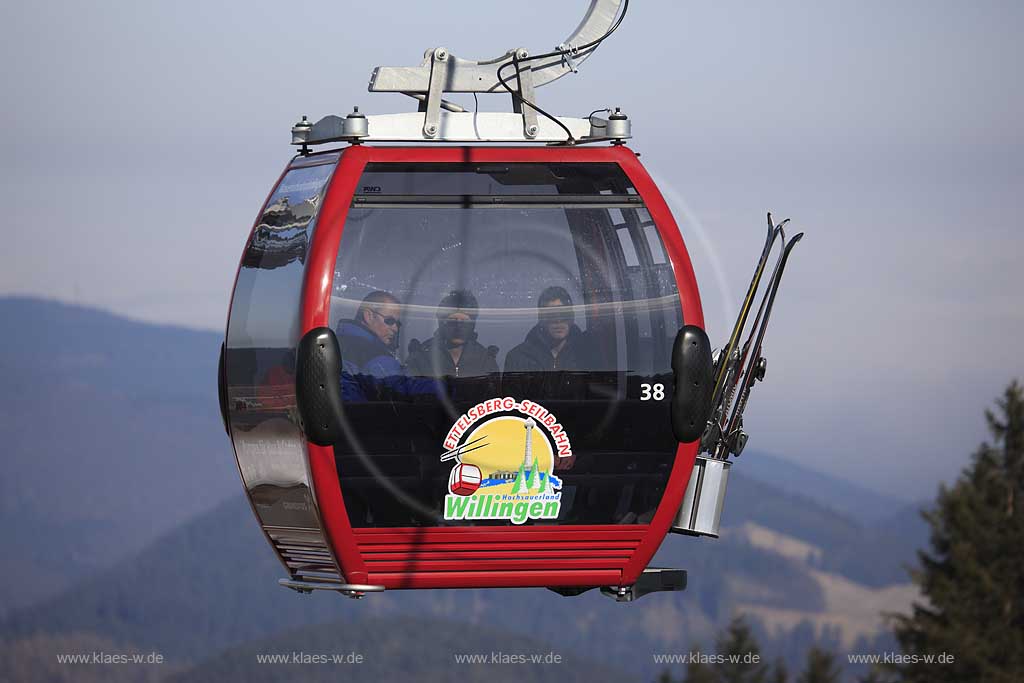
[0,295,925,681]
[0,295,921,615]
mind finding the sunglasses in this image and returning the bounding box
[372,310,402,328]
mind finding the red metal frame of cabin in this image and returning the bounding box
[298,145,704,590]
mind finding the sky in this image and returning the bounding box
[1,0,1021,501]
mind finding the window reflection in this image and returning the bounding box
[225,159,336,529]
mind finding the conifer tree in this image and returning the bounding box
[892,380,1024,682]
[657,668,680,683]
[797,646,840,683]
[717,616,768,683]
[770,657,788,683]
[683,658,717,683]
[856,666,894,683]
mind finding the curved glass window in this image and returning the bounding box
[226,157,337,529]
[330,162,683,528]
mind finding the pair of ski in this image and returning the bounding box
[699,213,804,460]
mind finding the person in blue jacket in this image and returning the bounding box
[336,290,438,402]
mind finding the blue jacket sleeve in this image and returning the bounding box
[365,353,444,398]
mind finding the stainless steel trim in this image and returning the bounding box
[670,456,731,538]
[599,567,687,602]
[278,579,386,599]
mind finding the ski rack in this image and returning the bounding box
[699,214,805,461]
[290,0,633,148]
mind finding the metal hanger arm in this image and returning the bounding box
[368,0,623,94]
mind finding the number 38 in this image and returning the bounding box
[640,383,665,401]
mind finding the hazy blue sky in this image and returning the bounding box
[2,1,1021,500]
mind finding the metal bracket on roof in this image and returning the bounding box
[291,0,632,145]
[423,47,450,139]
[419,46,540,139]
[368,0,622,115]
[557,42,580,73]
[509,49,539,139]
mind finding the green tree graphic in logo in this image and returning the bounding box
[511,418,550,494]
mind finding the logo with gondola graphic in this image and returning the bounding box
[441,397,571,524]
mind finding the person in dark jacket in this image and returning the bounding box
[337,290,437,402]
[503,286,592,401]
[406,290,499,401]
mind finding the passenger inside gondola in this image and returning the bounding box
[336,290,439,402]
[326,162,684,527]
[502,286,595,401]
[406,289,499,402]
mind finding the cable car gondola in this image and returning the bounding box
[219,0,803,601]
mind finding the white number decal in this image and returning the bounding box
[640,383,665,401]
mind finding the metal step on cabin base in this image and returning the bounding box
[600,567,687,602]
[547,567,687,602]
[278,578,386,600]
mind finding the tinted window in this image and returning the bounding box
[330,162,683,528]
[225,160,336,529]
[355,162,637,197]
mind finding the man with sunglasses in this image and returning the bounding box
[407,290,499,388]
[336,290,436,401]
